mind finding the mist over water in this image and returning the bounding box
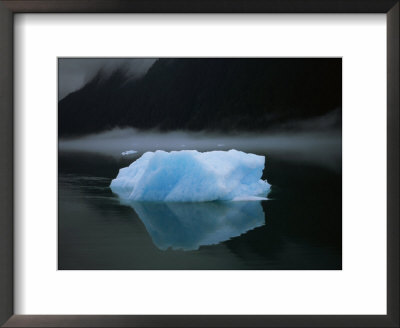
[59,128,341,171]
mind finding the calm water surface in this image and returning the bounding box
[58,149,342,270]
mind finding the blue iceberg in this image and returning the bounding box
[127,201,266,250]
[110,149,270,202]
[121,150,138,156]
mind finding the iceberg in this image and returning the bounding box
[110,149,270,202]
[121,150,138,156]
[126,201,266,250]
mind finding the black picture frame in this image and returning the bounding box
[0,1,398,327]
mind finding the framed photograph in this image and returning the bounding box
[0,1,398,327]
[57,57,342,270]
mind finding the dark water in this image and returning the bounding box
[58,150,342,270]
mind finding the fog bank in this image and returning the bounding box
[59,128,341,171]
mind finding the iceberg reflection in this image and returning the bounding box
[124,201,266,251]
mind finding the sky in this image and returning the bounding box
[58,58,157,100]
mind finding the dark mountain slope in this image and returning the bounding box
[59,58,341,136]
